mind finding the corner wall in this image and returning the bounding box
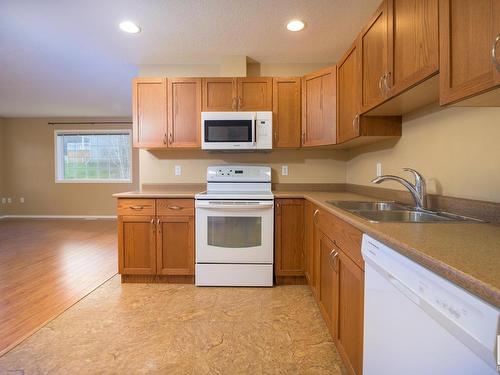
[346,106,500,203]
[0,118,4,216]
[2,118,139,216]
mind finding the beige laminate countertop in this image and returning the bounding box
[114,189,500,307]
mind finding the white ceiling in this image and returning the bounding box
[0,0,380,117]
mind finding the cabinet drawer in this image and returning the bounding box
[317,209,363,269]
[156,199,195,216]
[117,199,156,216]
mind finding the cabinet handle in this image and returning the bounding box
[352,114,359,132]
[150,218,154,224]
[151,218,155,233]
[163,134,167,145]
[232,97,236,110]
[383,72,392,96]
[313,209,319,224]
[330,250,339,271]
[273,131,278,142]
[168,205,182,210]
[492,34,500,72]
[130,205,145,210]
[168,133,173,145]
[378,73,385,96]
[238,96,242,109]
[301,132,306,145]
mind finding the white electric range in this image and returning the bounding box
[195,165,274,287]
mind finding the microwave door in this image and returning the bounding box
[204,120,252,144]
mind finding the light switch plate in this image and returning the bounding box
[174,165,182,176]
[7,197,12,204]
[20,197,25,203]
[281,165,289,176]
[1,198,5,204]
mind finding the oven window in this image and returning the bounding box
[207,217,262,248]
[204,120,252,142]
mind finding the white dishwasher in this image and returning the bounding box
[362,234,499,375]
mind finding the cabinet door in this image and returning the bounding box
[167,78,201,148]
[304,202,315,284]
[132,78,167,148]
[360,1,389,112]
[337,42,361,144]
[337,250,364,375]
[302,67,336,147]
[440,0,500,105]
[318,232,339,338]
[388,0,439,96]
[272,77,301,148]
[274,199,304,276]
[202,78,236,111]
[157,215,194,276]
[237,77,273,111]
[118,215,156,275]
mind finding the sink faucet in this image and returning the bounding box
[371,168,427,210]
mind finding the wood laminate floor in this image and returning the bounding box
[0,219,117,356]
[0,276,345,374]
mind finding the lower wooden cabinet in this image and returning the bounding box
[118,215,157,275]
[117,198,195,282]
[157,215,195,276]
[306,203,365,375]
[337,250,364,375]
[274,199,305,283]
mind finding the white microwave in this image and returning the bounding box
[201,111,272,150]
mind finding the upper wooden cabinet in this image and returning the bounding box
[360,1,389,112]
[201,77,236,111]
[302,66,337,147]
[201,77,272,111]
[360,0,439,113]
[337,39,402,145]
[167,78,201,148]
[132,78,168,148]
[237,77,273,110]
[274,199,305,281]
[440,0,500,105]
[387,0,439,96]
[272,77,301,148]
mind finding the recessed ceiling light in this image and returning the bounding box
[286,20,305,32]
[119,21,141,34]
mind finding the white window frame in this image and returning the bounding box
[54,129,133,184]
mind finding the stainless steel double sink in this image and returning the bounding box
[326,201,484,223]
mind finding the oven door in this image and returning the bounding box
[201,112,256,150]
[195,200,274,263]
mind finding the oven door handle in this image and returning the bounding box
[196,201,274,209]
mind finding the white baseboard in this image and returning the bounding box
[0,215,117,220]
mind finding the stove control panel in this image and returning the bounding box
[207,165,271,182]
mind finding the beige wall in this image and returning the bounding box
[140,149,347,184]
[2,118,139,216]
[346,106,500,203]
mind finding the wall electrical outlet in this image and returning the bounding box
[174,165,182,176]
[20,197,25,203]
[376,163,382,177]
[281,165,289,176]
[7,197,12,204]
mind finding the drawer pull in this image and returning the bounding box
[130,205,145,210]
[313,209,320,224]
[330,249,339,271]
[492,34,500,72]
[168,205,183,210]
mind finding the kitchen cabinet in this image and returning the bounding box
[274,199,305,282]
[167,78,201,148]
[202,77,237,111]
[237,77,273,111]
[132,77,168,148]
[360,0,439,114]
[337,249,364,375]
[304,201,315,284]
[440,0,500,105]
[202,77,272,111]
[117,198,195,282]
[302,66,337,146]
[318,231,339,338]
[272,77,301,148]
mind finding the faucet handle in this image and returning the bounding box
[403,168,425,185]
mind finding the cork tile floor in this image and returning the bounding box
[0,276,346,374]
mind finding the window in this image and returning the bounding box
[55,130,132,183]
